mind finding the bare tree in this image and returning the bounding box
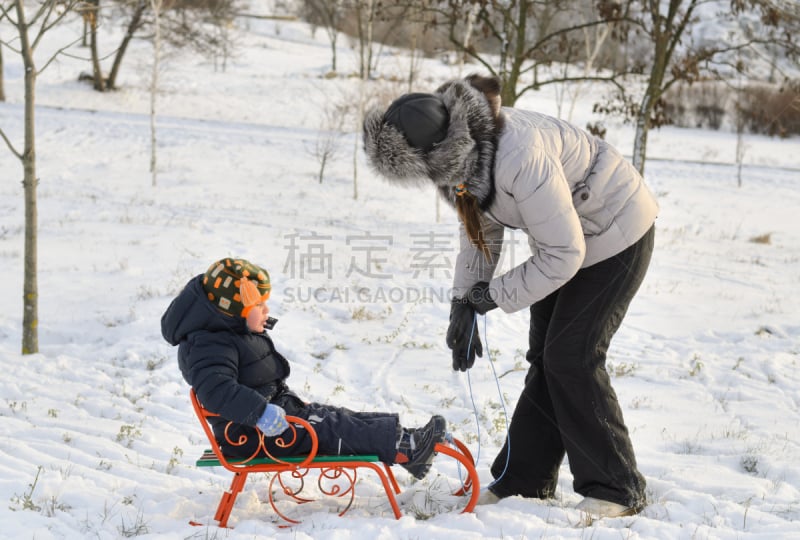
[439,0,799,176]
[428,0,626,106]
[0,8,5,102]
[149,0,163,186]
[353,77,363,199]
[309,101,346,184]
[105,0,148,89]
[349,0,377,200]
[0,30,5,102]
[553,3,612,122]
[78,0,105,90]
[84,0,240,91]
[352,0,377,80]
[600,0,799,175]
[0,0,81,354]
[405,4,424,91]
[300,0,345,73]
[323,1,420,80]
[166,0,242,73]
[456,0,478,76]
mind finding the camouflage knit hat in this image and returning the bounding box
[202,258,271,318]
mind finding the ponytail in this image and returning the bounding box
[455,188,492,262]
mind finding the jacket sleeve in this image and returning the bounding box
[184,332,267,426]
[451,216,505,299]
[490,152,585,312]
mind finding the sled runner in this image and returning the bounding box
[189,390,479,526]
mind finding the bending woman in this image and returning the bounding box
[362,74,658,517]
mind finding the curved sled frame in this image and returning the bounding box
[190,390,478,526]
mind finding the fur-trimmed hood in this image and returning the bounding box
[362,75,501,209]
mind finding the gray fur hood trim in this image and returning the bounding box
[362,78,498,209]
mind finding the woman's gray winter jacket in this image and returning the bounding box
[454,108,659,312]
[362,76,658,313]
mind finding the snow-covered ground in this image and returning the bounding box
[1,11,798,540]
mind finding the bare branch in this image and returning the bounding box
[33,0,80,50]
[58,46,119,64]
[0,1,17,24]
[37,35,84,74]
[445,30,496,77]
[517,74,628,96]
[25,0,55,28]
[0,127,22,160]
[521,17,626,61]
[0,39,22,55]
[662,3,697,74]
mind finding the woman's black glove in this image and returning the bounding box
[466,281,498,315]
[446,299,483,371]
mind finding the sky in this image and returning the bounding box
[0,4,799,540]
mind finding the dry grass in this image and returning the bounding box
[749,233,772,245]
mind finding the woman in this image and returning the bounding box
[362,74,658,517]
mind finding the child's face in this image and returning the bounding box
[245,302,270,332]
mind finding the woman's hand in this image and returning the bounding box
[446,299,483,371]
[466,281,498,315]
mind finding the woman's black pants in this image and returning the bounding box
[488,225,654,509]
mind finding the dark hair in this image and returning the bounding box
[463,73,502,119]
[452,73,503,262]
[455,192,492,261]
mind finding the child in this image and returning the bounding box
[161,257,446,479]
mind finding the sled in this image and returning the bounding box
[189,389,479,526]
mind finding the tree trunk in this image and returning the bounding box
[632,6,670,176]
[631,97,649,175]
[150,0,161,187]
[407,19,418,92]
[365,0,374,79]
[354,76,366,200]
[318,154,327,184]
[501,74,519,107]
[106,1,147,90]
[330,30,337,73]
[458,3,478,77]
[496,0,529,108]
[16,2,39,354]
[355,0,375,80]
[0,44,5,102]
[509,0,528,107]
[88,3,105,92]
[633,55,668,175]
[355,3,365,79]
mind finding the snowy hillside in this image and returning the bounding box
[1,12,799,540]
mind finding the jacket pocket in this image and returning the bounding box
[572,182,612,237]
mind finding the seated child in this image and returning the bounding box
[161,257,446,479]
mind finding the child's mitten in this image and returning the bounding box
[256,403,289,436]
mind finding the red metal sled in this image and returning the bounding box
[189,390,479,527]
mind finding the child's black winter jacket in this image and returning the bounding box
[161,275,291,440]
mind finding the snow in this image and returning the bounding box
[1,11,799,540]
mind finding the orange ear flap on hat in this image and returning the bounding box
[239,277,270,317]
[203,257,271,318]
[240,278,260,310]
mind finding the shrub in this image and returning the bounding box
[663,82,728,130]
[737,83,800,138]
[663,80,800,138]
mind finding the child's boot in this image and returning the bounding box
[395,415,447,479]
